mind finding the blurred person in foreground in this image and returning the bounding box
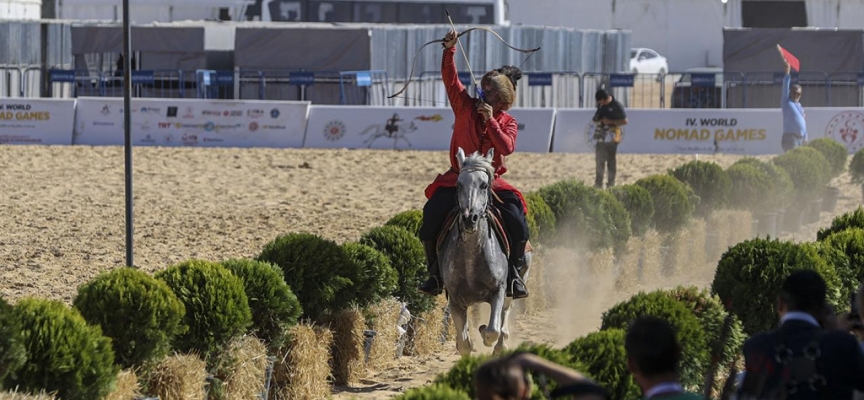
[474,352,608,400]
[737,270,864,399]
[625,316,703,399]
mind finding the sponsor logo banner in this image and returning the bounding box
[0,99,75,145]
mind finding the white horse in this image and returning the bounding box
[439,147,531,356]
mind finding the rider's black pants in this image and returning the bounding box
[418,187,529,245]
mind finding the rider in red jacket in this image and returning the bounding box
[417,29,530,299]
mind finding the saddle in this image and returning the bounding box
[436,206,533,257]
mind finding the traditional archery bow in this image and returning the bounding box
[387,18,541,100]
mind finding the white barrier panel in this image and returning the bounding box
[304,106,555,153]
[74,98,310,147]
[0,99,75,145]
[553,109,787,155]
[508,108,555,153]
[803,108,864,153]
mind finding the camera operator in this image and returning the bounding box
[592,89,627,189]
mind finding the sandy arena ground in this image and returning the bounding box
[0,145,859,398]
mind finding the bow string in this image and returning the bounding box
[388,26,541,100]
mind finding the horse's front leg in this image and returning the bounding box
[449,303,473,356]
[494,297,513,355]
[481,288,504,348]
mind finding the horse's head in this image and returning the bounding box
[455,147,495,233]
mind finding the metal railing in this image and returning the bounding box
[4,66,864,109]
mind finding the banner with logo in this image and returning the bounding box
[0,99,75,145]
[802,108,864,153]
[73,97,310,147]
[304,106,554,153]
[552,109,786,155]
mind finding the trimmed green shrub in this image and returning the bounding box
[600,292,708,390]
[386,210,424,237]
[155,260,252,362]
[524,192,556,243]
[634,175,697,233]
[731,158,794,211]
[537,179,631,250]
[725,162,773,212]
[394,384,471,400]
[814,230,864,302]
[563,329,640,400]
[0,295,25,385]
[5,298,118,400]
[360,225,433,314]
[772,146,832,203]
[341,242,399,307]
[817,207,864,241]
[669,160,731,216]
[220,259,301,349]
[664,286,745,374]
[807,137,848,179]
[851,149,864,184]
[433,354,492,398]
[609,184,654,237]
[257,232,353,320]
[73,267,186,369]
[711,238,843,336]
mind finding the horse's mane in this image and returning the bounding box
[461,152,495,183]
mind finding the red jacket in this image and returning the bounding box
[424,46,528,214]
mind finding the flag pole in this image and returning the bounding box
[122,0,134,267]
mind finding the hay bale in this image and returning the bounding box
[270,324,332,400]
[640,229,663,284]
[588,248,615,276]
[146,354,207,400]
[364,297,403,370]
[436,295,456,342]
[665,226,691,276]
[405,296,446,356]
[729,210,753,245]
[323,308,366,386]
[222,336,270,400]
[687,219,707,270]
[0,389,56,400]
[615,235,642,292]
[103,369,141,400]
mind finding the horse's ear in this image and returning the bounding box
[456,147,466,165]
[485,148,495,160]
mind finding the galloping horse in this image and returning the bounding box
[438,147,531,356]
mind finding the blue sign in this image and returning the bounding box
[213,71,234,86]
[773,72,798,85]
[528,73,553,86]
[458,72,473,86]
[609,74,634,87]
[289,71,315,86]
[49,69,76,83]
[691,73,716,87]
[355,71,372,87]
[131,70,155,85]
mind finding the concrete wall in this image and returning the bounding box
[1,0,42,19]
[507,0,864,72]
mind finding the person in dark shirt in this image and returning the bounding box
[592,89,628,188]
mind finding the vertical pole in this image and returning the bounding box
[122,0,134,267]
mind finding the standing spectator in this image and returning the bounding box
[780,56,806,152]
[737,270,864,399]
[592,89,627,189]
[474,352,608,400]
[625,316,703,399]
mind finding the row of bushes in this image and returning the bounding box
[399,205,864,400]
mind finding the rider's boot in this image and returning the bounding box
[507,240,529,299]
[417,240,443,296]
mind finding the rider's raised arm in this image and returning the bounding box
[442,46,472,113]
[485,116,517,156]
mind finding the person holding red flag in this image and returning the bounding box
[777,44,806,152]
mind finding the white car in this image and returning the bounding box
[630,48,668,76]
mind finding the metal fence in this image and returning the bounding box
[5,66,864,109]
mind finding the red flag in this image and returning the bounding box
[778,45,800,72]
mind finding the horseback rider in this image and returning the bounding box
[417,29,530,299]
